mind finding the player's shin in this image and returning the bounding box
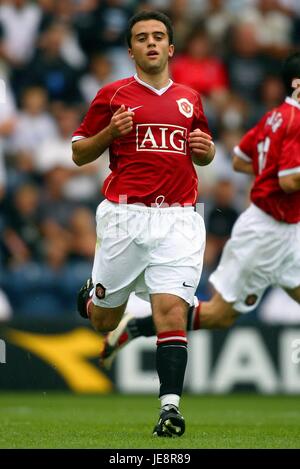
[156,330,188,407]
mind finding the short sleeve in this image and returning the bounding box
[278,124,300,177]
[233,126,258,162]
[72,86,112,142]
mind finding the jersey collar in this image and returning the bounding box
[134,74,173,96]
[285,96,300,110]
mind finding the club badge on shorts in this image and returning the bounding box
[177,98,193,118]
[245,294,258,306]
[96,283,106,299]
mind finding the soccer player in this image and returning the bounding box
[78,51,300,379]
[72,11,215,437]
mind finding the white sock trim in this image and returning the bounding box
[160,394,180,409]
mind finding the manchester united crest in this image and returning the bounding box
[176,98,193,118]
[95,283,106,299]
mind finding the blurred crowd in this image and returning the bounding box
[0,0,300,321]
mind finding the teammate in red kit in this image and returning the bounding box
[83,51,300,372]
[72,11,215,437]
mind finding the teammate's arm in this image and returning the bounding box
[189,129,215,166]
[72,105,134,166]
[232,155,254,174]
[279,172,300,193]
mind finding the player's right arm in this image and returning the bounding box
[232,155,254,174]
[72,105,134,166]
[232,126,258,175]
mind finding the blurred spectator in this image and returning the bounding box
[202,0,235,51]
[79,52,114,105]
[217,93,250,131]
[0,0,41,67]
[74,0,135,78]
[207,178,239,244]
[22,22,81,103]
[197,126,251,207]
[38,166,77,229]
[171,25,229,102]
[9,86,58,156]
[3,258,68,317]
[3,182,43,266]
[34,105,79,172]
[171,0,209,21]
[236,0,293,57]
[69,206,96,261]
[38,0,87,68]
[226,21,278,106]
[0,82,16,200]
[278,0,300,46]
[0,148,6,202]
[249,73,286,124]
[34,105,99,202]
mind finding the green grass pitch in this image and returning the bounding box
[0,393,300,448]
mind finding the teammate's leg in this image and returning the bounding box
[151,293,187,437]
[98,292,239,367]
[284,285,300,303]
[198,292,239,329]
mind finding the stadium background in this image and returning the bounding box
[0,0,300,400]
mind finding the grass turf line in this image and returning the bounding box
[0,393,300,449]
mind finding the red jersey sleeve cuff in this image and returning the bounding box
[72,135,86,143]
[233,145,252,162]
[278,166,300,177]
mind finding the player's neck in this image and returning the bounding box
[135,69,171,91]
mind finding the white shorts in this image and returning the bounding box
[209,204,300,313]
[92,200,206,308]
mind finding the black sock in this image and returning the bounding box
[127,316,156,338]
[156,330,188,397]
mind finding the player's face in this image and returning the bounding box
[129,20,174,75]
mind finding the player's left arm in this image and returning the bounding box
[279,171,300,193]
[189,129,215,166]
[278,123,300,193]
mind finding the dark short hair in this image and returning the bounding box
[281,51,300,96]
[126,10,174,48]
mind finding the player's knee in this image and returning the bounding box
[158,305,186,330]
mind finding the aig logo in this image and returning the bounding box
[136,124,187,155]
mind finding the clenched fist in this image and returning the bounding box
[189,128,215,166]
[109,105,135,138]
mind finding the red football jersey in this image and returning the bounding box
[72,75,211,206]
[234,97,300,223]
